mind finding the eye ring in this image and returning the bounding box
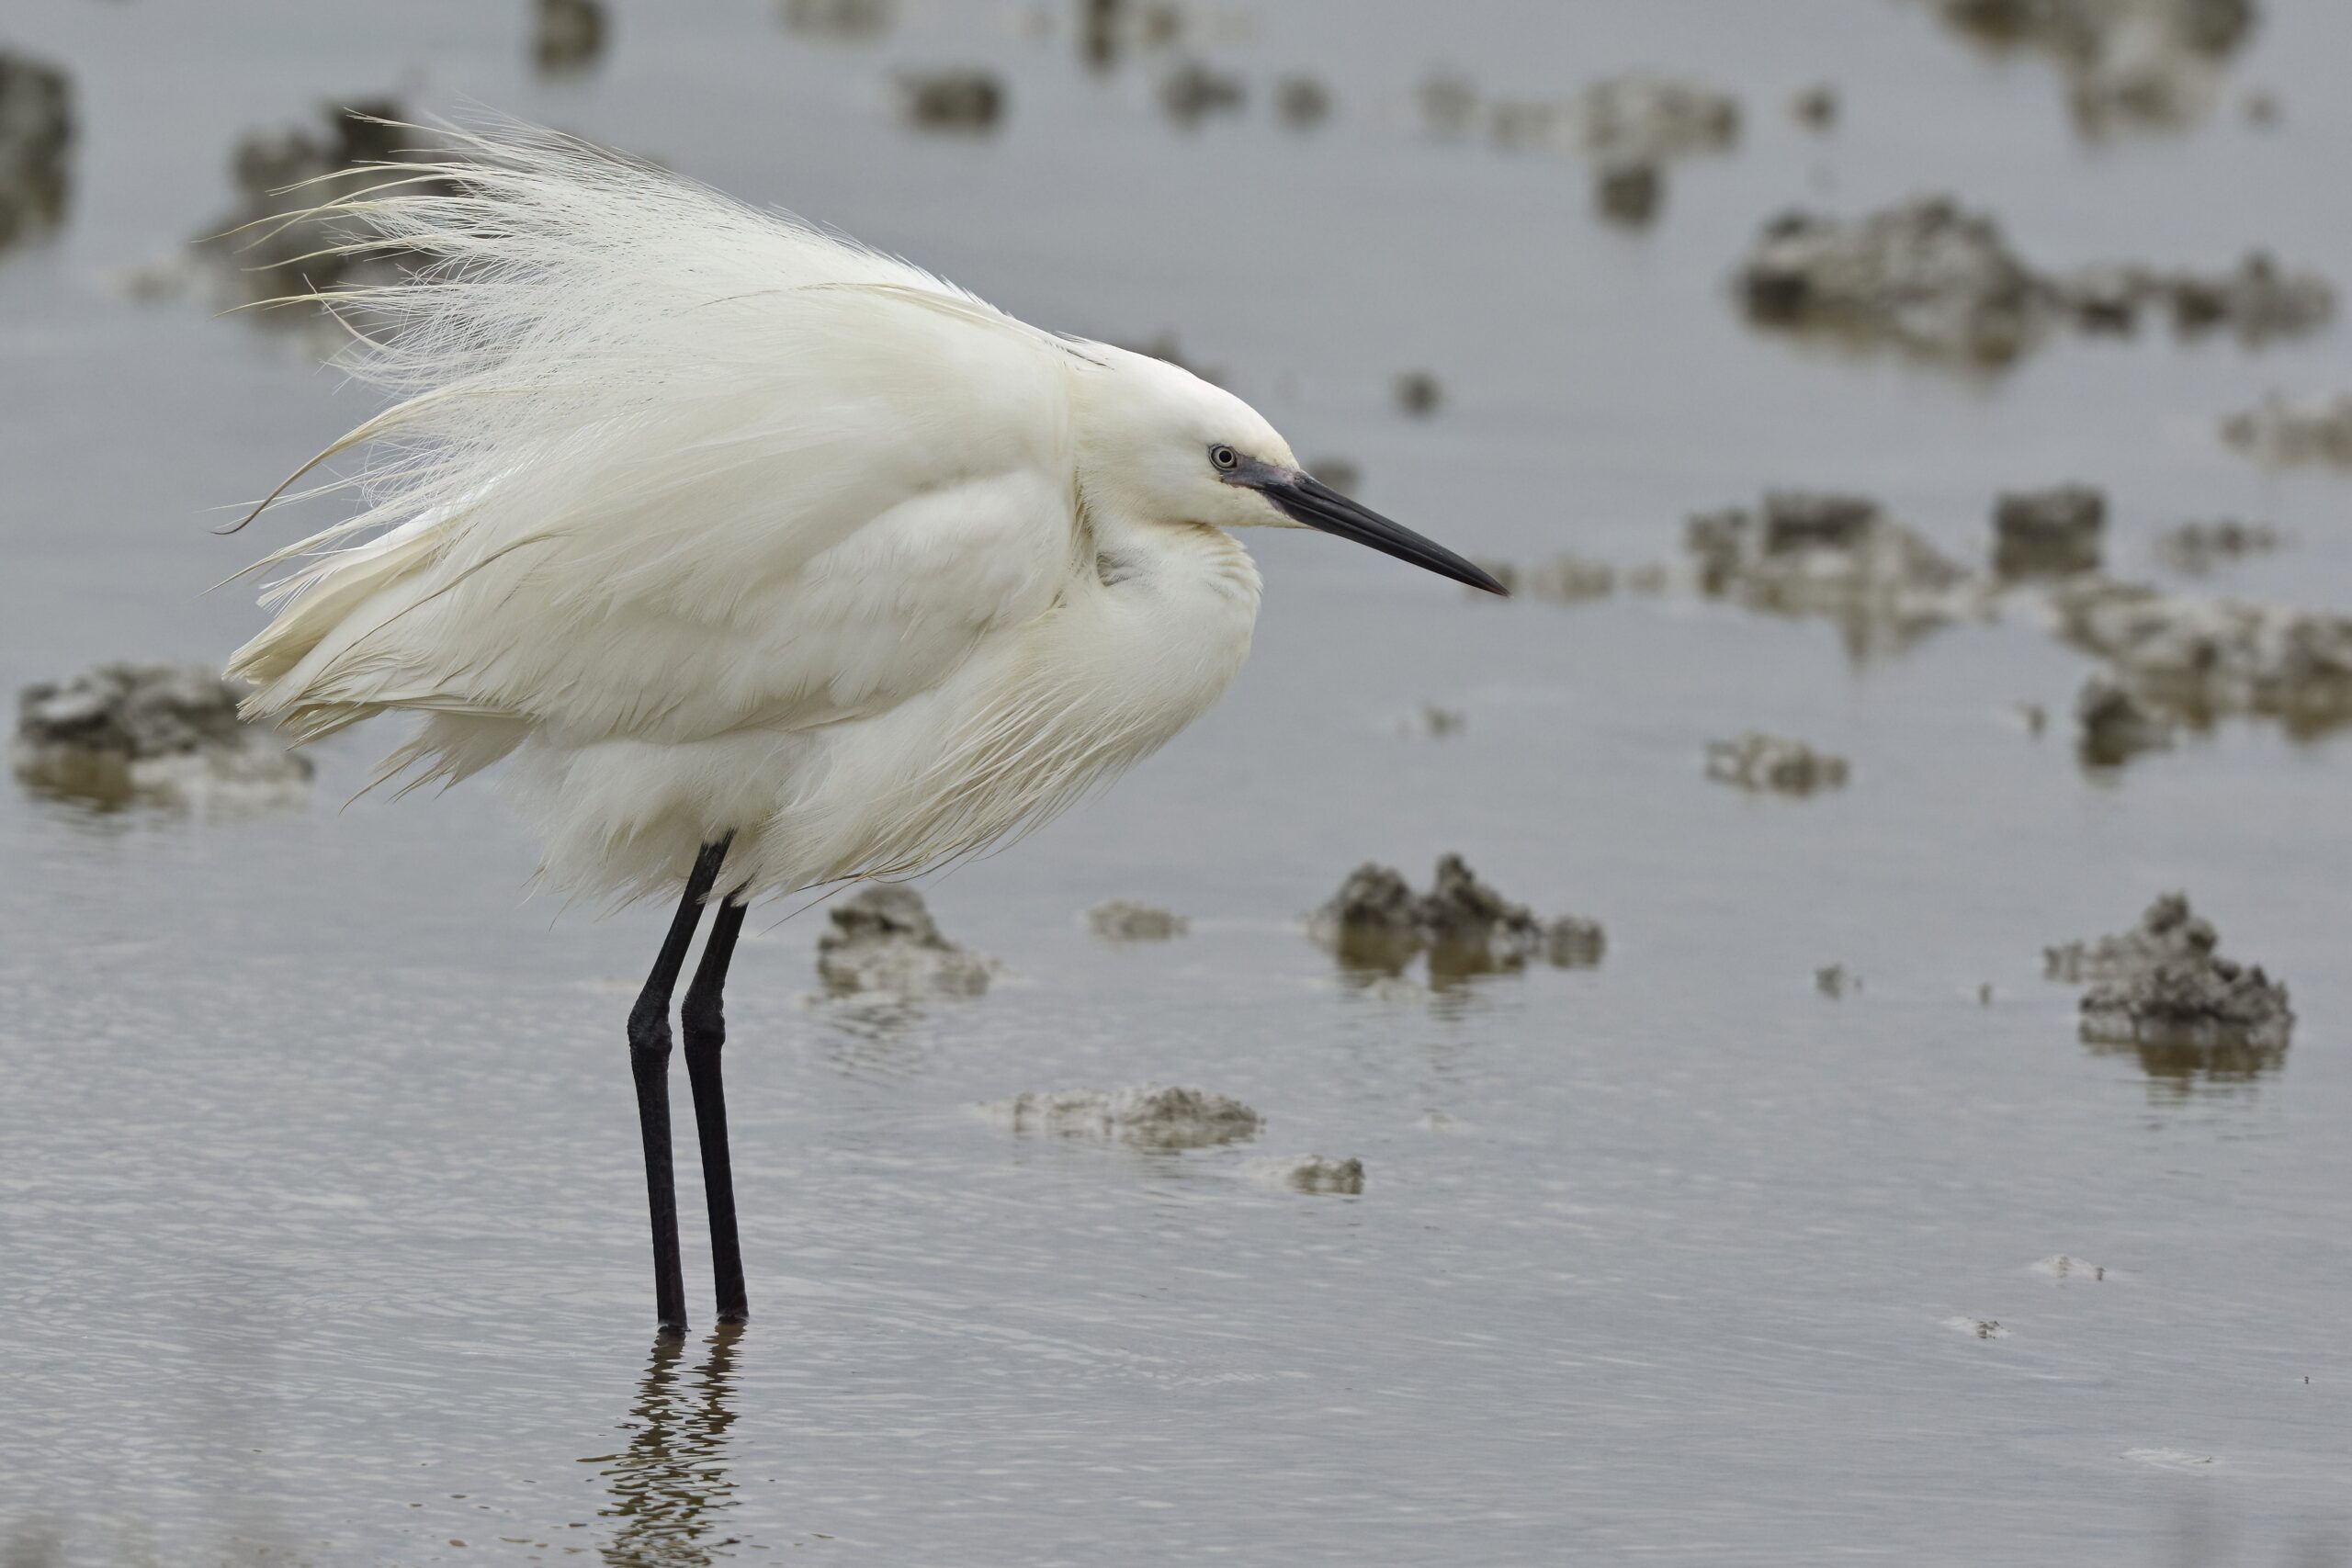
[1209,443,1239,471]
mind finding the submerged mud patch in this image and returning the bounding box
[1687,491,1992,658]
[1706,734,1850,795]
[1993,486,2107,580]
[898,71,1007,134]
[0,51,73,250]
[13,664,311,809]
[1738,196,2330,364]
[2220,392,2352,467]
[984,1085,1263,1150]
[1310,855,1604,984]
[817,886,995,997]
[2046,894,2293,1080]
[1085,900,1189,941]
[1243,1156,1365,1195]
[2074,673,2176,767]
[2047,578,2352,737]
[1918,0,2259,134]
[2154,518,2281,576]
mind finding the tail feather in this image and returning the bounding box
[360,713,531,801]
[227,502,487,741]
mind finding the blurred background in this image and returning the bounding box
[4,2,2349,1563]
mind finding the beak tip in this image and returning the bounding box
[1268,471,1511,596]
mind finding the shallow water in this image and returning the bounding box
[5,2,2351,1563]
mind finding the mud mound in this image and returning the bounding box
[817,886,993,997]
[1311,854,1604,979]
[14,664,311,807]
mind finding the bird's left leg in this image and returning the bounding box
[628,834,734,1338]
[681,886,752,1325]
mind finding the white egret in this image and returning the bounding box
[227,126,1502,1337]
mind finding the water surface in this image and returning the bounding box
[4,2,2350,1562]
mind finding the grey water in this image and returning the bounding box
[4,1,2350,1562]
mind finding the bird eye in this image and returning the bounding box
[1209,444,1239,471]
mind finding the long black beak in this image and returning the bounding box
[1250,468,1508,595]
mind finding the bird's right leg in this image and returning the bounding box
[628,834,734,1338]
[681,887,752,1325]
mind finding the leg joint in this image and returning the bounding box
[627,998,673,1061]
[680,989,725,1050]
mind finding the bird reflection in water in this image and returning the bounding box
[590,1326,746,1566]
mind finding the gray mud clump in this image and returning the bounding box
[1815,964,1860,998]
[1159,61,1245,128]
[1311,854,1604,979]
[2075,673,2175,765]
[2154,253,2332,341]
[1399,704,1466,739]
[1687,491,1990,655]
[2049,578,2352,734]
[1739,197,2330,362]
[14,664,313,807]
[2045,891,2213,981]
[1274,75,1332,130]
[2156,518,2280,575]
[2221,394,2352,467]
[2061,255,2331,341]
[2047,894,2292,1067]
[1994,485,2106,578]
[0,51,74,248]
[1544,913,1608,967]
[1416,70,1736,169]
[1079,0,1182,71]
[534,0,606,71]
[988,1086,1261,1150]
[1486,73,1749,157]
[816,886,993,997]
[1312,863,1419,970]
[1577,73,1740,160]
[1595,160,1662,226]
[1740,198,2047,362]
[783,0,895,39]
[1394,371,1442,417]
[899,71,1004,133]
[1926,0,2259,133]
[1459,73,1735,223]
[1479,555,1616,604]
[1086,899,1188,941]
[1249,1156,1366,1195]
[2083,956,2290,1054]
[1706,733,1850,795]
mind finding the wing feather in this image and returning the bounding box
[229,124,1080,764]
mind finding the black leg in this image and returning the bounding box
[682,888,751,1324]
[628,835,733,1338]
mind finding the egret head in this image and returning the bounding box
[1076,346,1507,594]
